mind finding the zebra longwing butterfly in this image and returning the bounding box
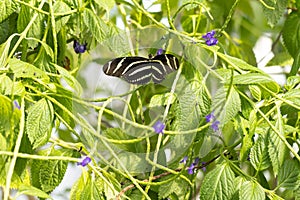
[103,54,179,85]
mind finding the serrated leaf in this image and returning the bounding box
[26,98,54,149]
[0,0,17,23]
[18,185,51,199]
[158,178,189,199]
[277,159,300,190]
[83,9,111,43]
[17,4,45,48]
[200,163,235,199]
[282,12,300,58]
[212,86,241,125]
[262,0,287,27]
[0,12,18,44]
[239,181,265,200]
[0,75,25,96]
[249,85,262,101]
[70,170,108,200]
[53,1,71,33]
[8,58,50,82]
[167,80,210,161]
[0,94,12,132]
[149,92,176,107]
[232,73,274,85]
[250,136,271,171]
[53,63,82,95]
[93,0,115,14]
[31,149,72,193]
[267,117,288,175]
[282,89,300,109]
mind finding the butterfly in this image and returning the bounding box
[103,54,179,85]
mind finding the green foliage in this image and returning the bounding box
[0,0,300,199]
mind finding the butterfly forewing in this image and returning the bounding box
[103,54,179,85]
[103,57,147,77]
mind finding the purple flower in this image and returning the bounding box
[205,37,218,46]
[14,100,20,110]
[73,40,87,54]
[205,112,215,123]
[156,48,164,55]
[187,163,195,174]
[202,30,218,46]
[211,120,220,131]
[202,30,216,39]
[77,156,91,167]
[153,120,165,134]
[180,156,188,164]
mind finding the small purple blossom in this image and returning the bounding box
[77,156,91,167]
[14,100,20,110]
[205,112,215,123]
[73,40,87,54]
[202,30,216,40]
[153,120,165,134]
[180,156,188,164]
[205,37,218,46]
[187,163,195,174]
[211,120,220,131]
[202,30,218,46]
[156,48,164,55]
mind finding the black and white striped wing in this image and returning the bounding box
[102,54,179,85]
[103,57,147,77]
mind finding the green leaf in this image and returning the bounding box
[250,135,271,171]
[103,128,136,152]
[267,117,288,175]
[18,185,52,199]
[232,73,274,85]
[113,152,153,174]
[17,4,45,48]
[290,51,300,76]
[158,178,189,199]
[83,9,111,43]
[0,75,25,96]
[285,76,300,91]
[277,159,300,190]
[8,58,50,82]
[149,92,176,107]
[53,63,82,95]
[31,149,72,193]
[0,12,18,44]
[262,0,287,27]
[249,85,262,101]
[282,12,300,58]
[212,86,241,125]
[200,163,235,199]
[53,1,71,33]
[282,89,300,109]
[93,0,115,14]
[239,181,265,200]
[26,98,54,149]
[217,52,263,72]
[0,0,17,23]
[0,94,12,132]
[70,169,112,200]
[167,80,210,161]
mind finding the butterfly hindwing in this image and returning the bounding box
[103,54,179,85]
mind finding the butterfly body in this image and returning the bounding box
[103,54,179,85]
